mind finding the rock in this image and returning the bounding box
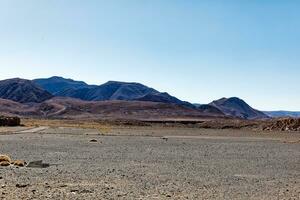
[0,161,10,166]
[12,160,27,167]
[16,184,29,188]
[79,189,93,194]
[0,155,11,163]
[0,116,20,126]
[264,118,300,131]
[89,139,98,142]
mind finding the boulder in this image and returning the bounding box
[0,116,20,126]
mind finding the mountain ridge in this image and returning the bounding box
[33,76,96,95]
[209,97,268,119]
[0,78,53,103]
[0,77,278,120]
[35,77,195,108]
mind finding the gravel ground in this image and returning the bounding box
[0,127,299,199]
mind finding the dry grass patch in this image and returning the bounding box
[23,119,112,134]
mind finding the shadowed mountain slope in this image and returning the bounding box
[35,78,194,107]
[0,78,53,103]
[209,97,268,119]
[56,81,157,101]
[33,76,95,95]
[196,104,225,116]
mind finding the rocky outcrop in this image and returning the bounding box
[263,118,300,131]
[0,116,21,126]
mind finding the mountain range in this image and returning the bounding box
[264,111,300,118]
[0,76,274,120]
[33,76,193,108]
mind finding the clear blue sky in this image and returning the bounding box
[0,0,299,110]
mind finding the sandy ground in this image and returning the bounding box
[0,126,299,199]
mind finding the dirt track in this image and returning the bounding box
[0,126,299,199]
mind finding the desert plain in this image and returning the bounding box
[0,120,299,200]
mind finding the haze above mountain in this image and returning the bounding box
[0,76,293,120]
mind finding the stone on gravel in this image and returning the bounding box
[0,155,11,163]
[0,116,21,126]
[0,161,10,166]
[16,184,29,188]
[12,160,27,167]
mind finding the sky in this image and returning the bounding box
[0,0,299,111]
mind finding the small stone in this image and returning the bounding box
[12,160,27,167]
[0,155,11,163]
[0,161,10,166]
[16,183,28,188]
[90,139,98,142]
[80,189,93,194]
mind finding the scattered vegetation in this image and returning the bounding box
[23,119,112,134]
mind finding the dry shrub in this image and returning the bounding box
[23,119,112,134]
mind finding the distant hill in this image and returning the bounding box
[209,97,268,119]
[36,78,194,107]
[0,78,53,103]
[33,76,95,95]
[264,111,300,118]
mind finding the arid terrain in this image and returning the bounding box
[0,121,299,199]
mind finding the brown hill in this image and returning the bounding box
[36,97,220,120]
[0,97,225,120]
[0,98,37,116]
